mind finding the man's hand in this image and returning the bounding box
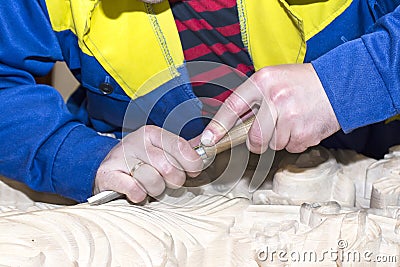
[201,63,341,154]
[94,126,203,203]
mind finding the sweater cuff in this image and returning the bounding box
[51,125,119,202]
[311,38,396,133]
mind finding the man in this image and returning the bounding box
[0,0,399,204]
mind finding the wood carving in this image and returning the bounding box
[252,147,370,207]
[0,146,399,266]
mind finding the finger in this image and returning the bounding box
[138,146,187,189]
[269,114,291,151]
[144,126,204,173]
[285,118,319,153]
[246,101,277,154]
[99,170,147,203]
[285,143,308,154]
[285,130,309,154]
[186,135,203,177]
[131,163,166,197]
[201,78,263,146]
[125,178,149,203]
[188,135,201,148]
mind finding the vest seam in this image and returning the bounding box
[145,4,180,79]
[295,20,305,63]
[237,0,249,51]
[86,36,135,97]
[276,0,306,63]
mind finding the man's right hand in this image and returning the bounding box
[94,126,203,203]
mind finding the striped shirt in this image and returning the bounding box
[170,0,255,117]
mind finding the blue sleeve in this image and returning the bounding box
[312,4,400,133]
[0,1,119,202]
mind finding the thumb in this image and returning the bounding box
[201,118,230,147]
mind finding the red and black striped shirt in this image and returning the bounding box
[170,0,255,116]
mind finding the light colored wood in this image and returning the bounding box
[1,146,400,266]
[253,147,356,207]
[0,187,399,266]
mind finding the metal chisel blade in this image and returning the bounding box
[87,190,123,205]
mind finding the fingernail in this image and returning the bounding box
[201,130,215,146]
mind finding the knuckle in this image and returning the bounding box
[143,175,165,196]
[268,141,276,150]
[148,178,165,196]
[250,134,263,148]
[258,146,268,154]
[297,131,308,143]
[286,145,304,154]
[166,171,186,188]
[275,142,286,151]
[309,135,322,147]
[289,135,303,148]
[159,161,176,178]
[269,86,290,105]
[140,164,156,176]
[248,141,264,155]
[223,94,247,114]
[207,120,228,141]
[126,179,148,202]
[145,177,159,189]
[286,132,308,153]
[125,181,140,194]
[249,129,266,148]
[252,67,272,86]
[269,141,282,151]
[285,145,295,153]
[269,133,281,151]
[176,141,203,172]
[128,191,147,203]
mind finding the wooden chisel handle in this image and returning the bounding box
[196,115,255,159]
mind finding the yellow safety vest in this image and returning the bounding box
[45,0,352,100]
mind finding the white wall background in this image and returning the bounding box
[52,62,80,100]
